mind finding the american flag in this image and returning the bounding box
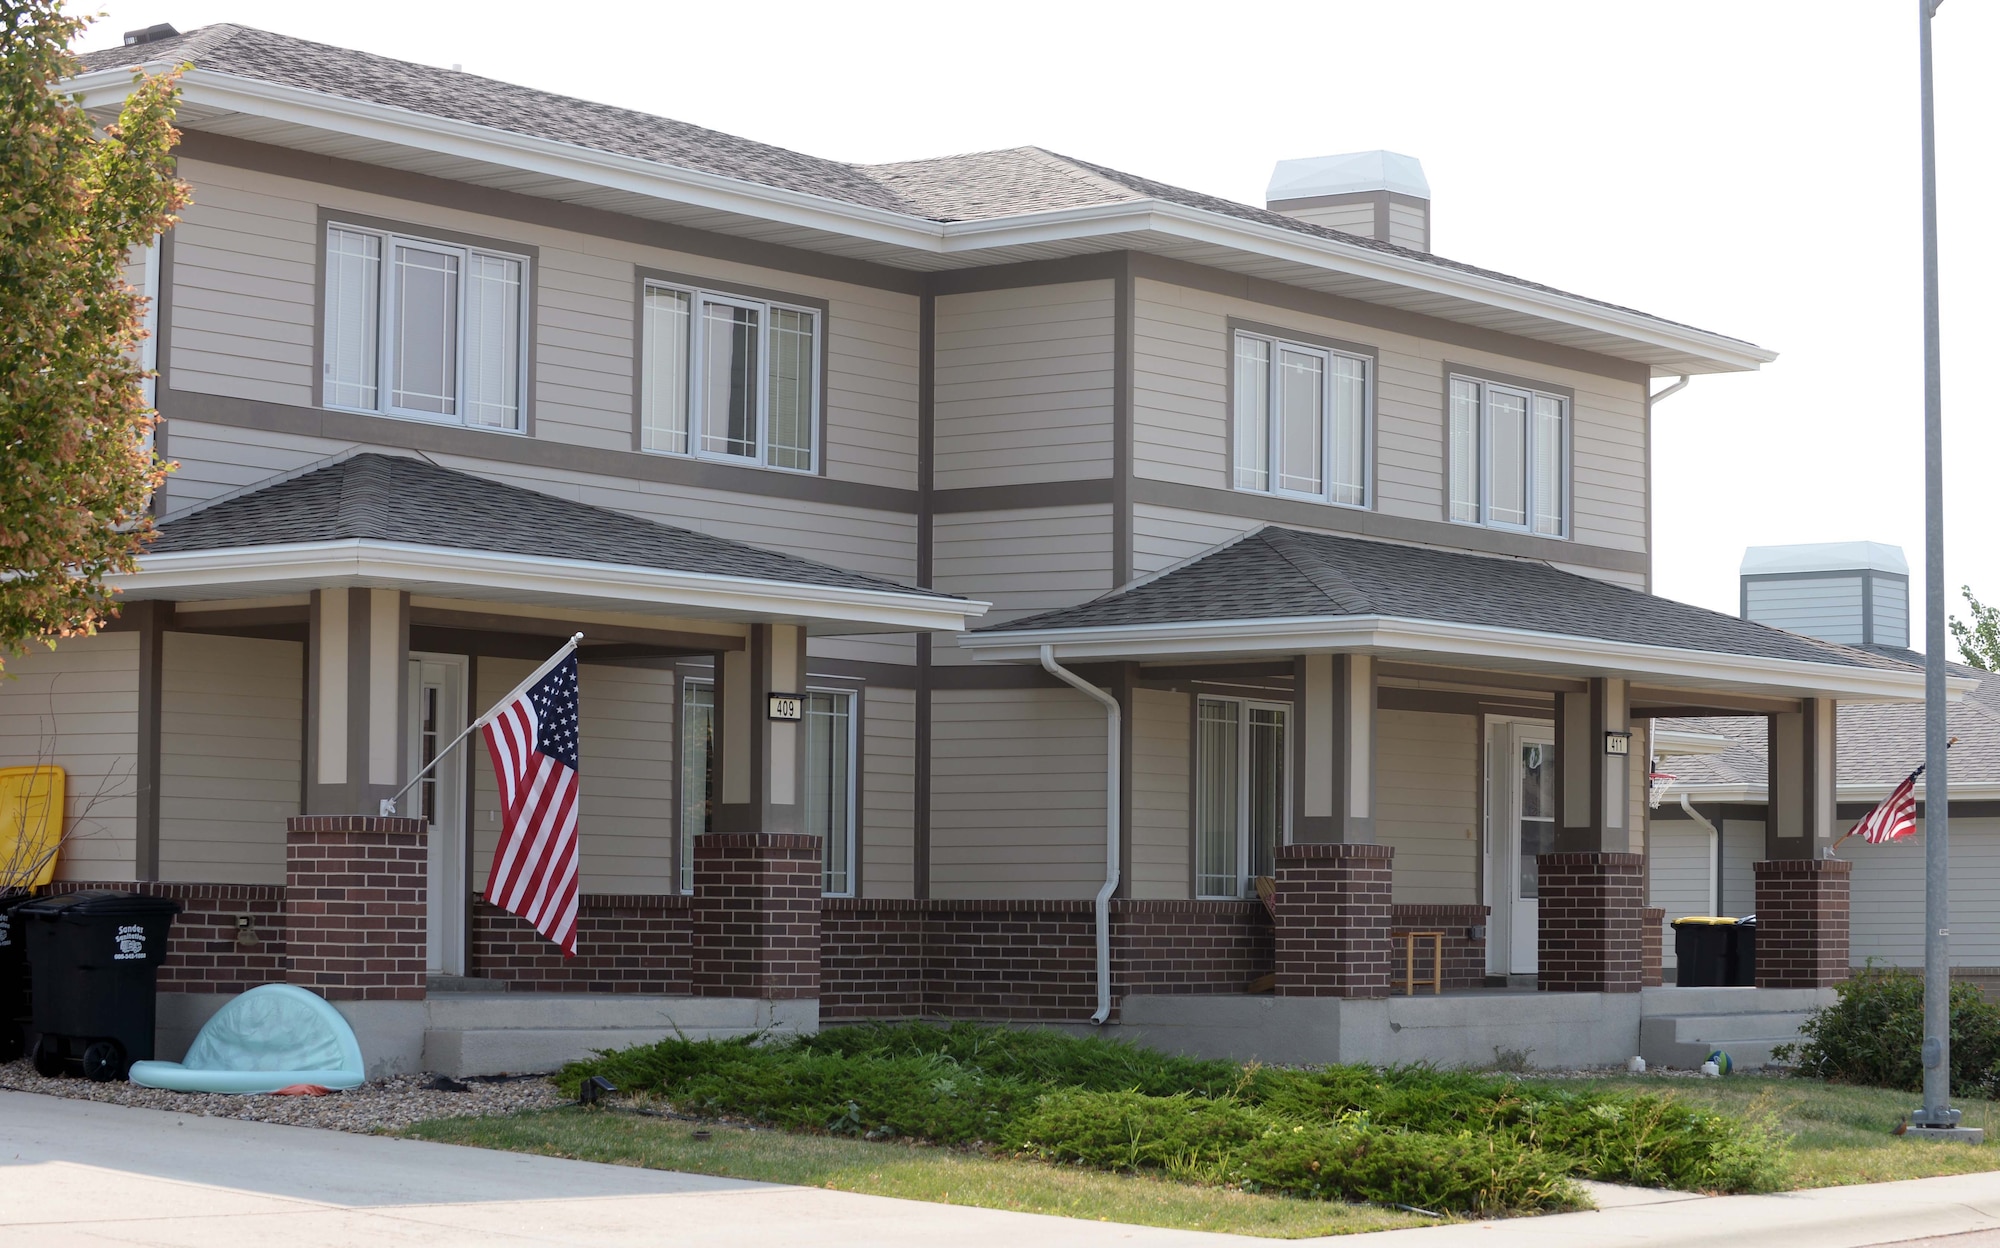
[481,648,581,956]
[1852,767,1921,845]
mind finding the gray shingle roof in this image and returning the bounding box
[76,24,1741,346]
[979,526,1914,673]
[150,453,946,598]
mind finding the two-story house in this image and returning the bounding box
[9,23,1942,1075]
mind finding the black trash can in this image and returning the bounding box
[0,890,28,1062]
[16,891,181,1081]
[1672,916,1737,987]
[1727,915,1758,987]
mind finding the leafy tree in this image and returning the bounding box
[0,2,186,669]
[1949,586,2000,672]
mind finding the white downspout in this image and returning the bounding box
[1040,644,1121,1025]
[1679,791,1721,915]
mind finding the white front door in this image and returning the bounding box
[1507,725,1557,975]
[408,654,469,976]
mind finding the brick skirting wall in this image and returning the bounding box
[690,833,821,1000]
[471,895,693,993]
[285,816,427,1002]
[1642,906,1666,988]
[1389,904,1489,993]
[1754,859,1851,989]
[34,881,286,994]
[1537,852,1644,993]
[1274,844,1394,999]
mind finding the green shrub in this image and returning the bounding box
[1776,965,2000,1099]
[1007,1089,1581,1214]
[794,1020,1243,1097]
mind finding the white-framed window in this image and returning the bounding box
[641,279,820,473]
[322,223,529,431]
[678,678,716,895]
[1195,695,1290,900]
[804,688,857,897]
[1448,375,1568,537]
[1233,330,1370,507]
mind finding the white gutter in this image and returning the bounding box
[111,539,988,634]
[1039,644,1120,1026]
[65,67,1774,376]
[961,615,1969,703]
[1677,792,1723,915]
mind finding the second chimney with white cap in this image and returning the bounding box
[1266,151,1430,252]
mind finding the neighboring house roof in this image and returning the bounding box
[149,453,951,600]
[73,24,1761,370]
[974,526,1915,675]
[1658,651,2000,798]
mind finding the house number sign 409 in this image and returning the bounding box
[767,694,803,722]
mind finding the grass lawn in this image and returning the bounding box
[401,1106,1430,1239]
[1521,1075,2000,1188]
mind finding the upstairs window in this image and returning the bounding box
[323,223,528,431]
[642,280,820,472]
[1233,330,1369,507]
[1448,374,1568,537]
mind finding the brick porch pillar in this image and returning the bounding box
[1753,858,1850,988]
[1537,852,1643,992]
[1642,906,1666,988]
[1273,843,1393,998]
[284,815,426,1001]
[691,832,822,998]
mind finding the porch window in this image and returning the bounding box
[805,689,856,897]
[1447,375,1567,536]
[678,679,715,895]
[1195,696,1289,899]
[1233,331,1369,507]
[322,223,528,431]
[641,280,820,472]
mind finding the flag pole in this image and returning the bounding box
[379,633,584,818]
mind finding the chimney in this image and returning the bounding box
[123,23,180,46]
[1740,542,1910,648]
[1266,151,1430,252]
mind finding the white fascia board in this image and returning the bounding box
[1652,727,1734,757]
[65,68,1771,375]
[112,540,987,633]
[958,614,1962,702]
[1670,781,2000,805]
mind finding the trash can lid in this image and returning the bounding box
[1671,916,1741,926]
[14,890,183,918]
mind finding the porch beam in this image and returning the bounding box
[1554,677,1633,853]
[1766,698,1837,858]
[1295,653,1375,843]
[1376,661,1586,695]
[1629,685,1804,716]
[407,605,746,651]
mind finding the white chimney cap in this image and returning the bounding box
[1740,541,1908,577]
[1267,151,1430,203]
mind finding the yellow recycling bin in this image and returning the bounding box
[0,766,66,890]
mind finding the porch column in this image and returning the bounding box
[1274,843,1393,997]
[1765,698,1837,859]
[305,587,410,814]
[1295,654,1376,843]
[1554,677,1632,853]
[713,623,810,837]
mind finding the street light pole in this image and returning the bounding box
[1913,0,1962,1136]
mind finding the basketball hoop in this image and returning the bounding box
[1648,771,1677,809]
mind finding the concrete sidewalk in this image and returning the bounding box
[2,1090,1997,1247]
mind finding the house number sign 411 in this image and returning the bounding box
[767,694,803,722]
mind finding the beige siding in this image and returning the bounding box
[933,281,1115,489]
[1131,504,1258,578]
[1131,687,1191,899]
[1130,277,1649,571]
[1721,819,1762,918]
[0,635,139,880]
[1649,819,1716,967]
[158,419,347,516]
[471,659,675,895]
[1841,818,2000,966]
[860,685,916,899]
[1386,204,1429,252]
[932,505,1113,645]
[157,633,303,884]
[930,687,1108,899]
[1375,709,1479,904]
[169,158,918,491]
[1279,203,1378,237]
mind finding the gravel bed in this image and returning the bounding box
[0,1060,567,1132]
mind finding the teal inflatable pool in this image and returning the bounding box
[129,984,365,1094]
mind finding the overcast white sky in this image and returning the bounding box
[76,1,2000,651]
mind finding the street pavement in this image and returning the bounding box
[2,1090,1997,1247]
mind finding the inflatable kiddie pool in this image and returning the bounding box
[129,983,365,1094]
